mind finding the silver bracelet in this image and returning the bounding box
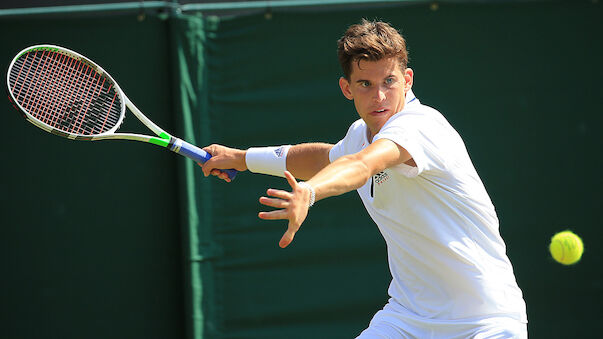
[297,181,315,208]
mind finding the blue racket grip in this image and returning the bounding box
[172,139,238,180]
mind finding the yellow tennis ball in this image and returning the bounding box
[549,231,584,265]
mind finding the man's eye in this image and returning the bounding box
[361,81,370,87]
[385,77,394,85]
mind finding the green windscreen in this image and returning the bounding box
[1,14,184,339]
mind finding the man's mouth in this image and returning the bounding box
[371,108,388,115]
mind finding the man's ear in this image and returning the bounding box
[404,68,414,92]
[339,77,354,100]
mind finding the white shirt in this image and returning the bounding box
[329,90,527,324]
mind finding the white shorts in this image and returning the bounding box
[356,301,527,339]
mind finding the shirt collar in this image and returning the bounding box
[405,89,417,104]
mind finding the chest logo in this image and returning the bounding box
[373,171,390,185]
[370,171,390,198]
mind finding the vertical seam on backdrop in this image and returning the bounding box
[197,14,221,339]
[171,14,218,339]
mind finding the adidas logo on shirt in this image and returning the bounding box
[370,171,390,198]
[374,171,390,185]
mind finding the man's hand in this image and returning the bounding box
[258,171,311,248]
[200,144,248,182]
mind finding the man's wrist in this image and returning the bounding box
[245,145,291,177]
[297,181,315,208]
[238,149,249,171]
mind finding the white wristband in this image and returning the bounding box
[245,145,291,177]
[297,181,315,208]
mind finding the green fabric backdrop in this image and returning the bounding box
[0,14,184,339]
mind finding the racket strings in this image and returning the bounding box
[8,49,122,136]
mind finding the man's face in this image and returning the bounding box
[339,57,413,139]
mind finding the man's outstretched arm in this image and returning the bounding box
[200,142,333,182]
[259,138,412,248]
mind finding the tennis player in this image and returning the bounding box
[201,19,527,338]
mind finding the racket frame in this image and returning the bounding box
[7,44,236,179]
[7,45,169,144]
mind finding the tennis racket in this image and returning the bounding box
[6,44,237,180]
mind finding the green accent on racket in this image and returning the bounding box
[149,132,171,147]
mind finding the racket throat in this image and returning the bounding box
[150,133,183,157]
[148,133,210,164]
[149,132,173,148]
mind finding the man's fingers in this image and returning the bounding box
[284,170,297,188]
[199,144,230,177]
[198,147,219,175]
[279,228,296,248]
[259,197,288,209]
[258,173,306,249]
[266,189,292,200]
[202,144,219,157]
[201,160,222,178]
[258,209,289,220]
[197,162,210,176]
[216,170,231,182]
[209,169,231,182]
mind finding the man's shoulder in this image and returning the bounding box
[349,118,366,129]
[401,100,440,117]
[330,118,368,161]
[344,118,367,137]
[386,102,445,128]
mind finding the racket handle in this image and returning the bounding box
[172,139,238,180]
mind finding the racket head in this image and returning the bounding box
[6,44,126,140]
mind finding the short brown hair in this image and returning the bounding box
[337,19,408,79]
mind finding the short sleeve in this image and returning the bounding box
[329,138,346,163]
[329,119,367,163]
[373,113,429,176]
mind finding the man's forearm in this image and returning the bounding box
[305,154,372,203]
[301,138,411,204]
[286,143,333,180]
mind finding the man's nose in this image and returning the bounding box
[373,87,386,102]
